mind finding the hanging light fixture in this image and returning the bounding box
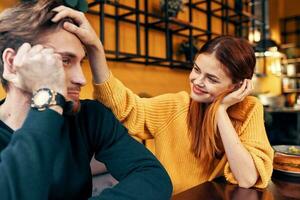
[248,29,261,43]
[255,38,279,52]
[251,0,283,76]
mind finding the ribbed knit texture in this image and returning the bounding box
[93,72,274,194]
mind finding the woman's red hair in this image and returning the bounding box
[188,36,255,173]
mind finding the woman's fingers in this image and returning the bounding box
[232,79,252,101]
[221,79,254,108]
[245,79,254,95]
[63,21,85,37]
[232,79,247,96]
[52,6,84,25]
[51,6,97,47]
[239,80,253,99]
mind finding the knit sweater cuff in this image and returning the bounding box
[93,71,122,110]
[224,154,272,189]
[93,70,113,98]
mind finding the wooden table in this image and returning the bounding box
[172,176,300,200]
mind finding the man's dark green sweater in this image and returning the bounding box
[0,100,172,200]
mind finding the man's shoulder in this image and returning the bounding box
[79,99,112,114]
[76,99,119,132]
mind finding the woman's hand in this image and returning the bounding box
[220,79,254,110]
[51,5,101,52]
[51,6,109,83]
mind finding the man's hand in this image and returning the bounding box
[220,79,253,110]
[51,6,110,83]
[11,43,66,95]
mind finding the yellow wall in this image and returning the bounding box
[1,0,299,99]
[282,0,300,17]
[0,0,191,100]
[85,1,193,98]
[80,60,190,99]
[0,0,17,11]
[269,0,300,44]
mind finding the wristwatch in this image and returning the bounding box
[31,88,66,111]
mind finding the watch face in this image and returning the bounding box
[33,90,52,107]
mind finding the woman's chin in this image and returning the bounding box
[190,93,212,103]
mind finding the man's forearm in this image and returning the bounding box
[0,109,64,200]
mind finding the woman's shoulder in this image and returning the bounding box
[236,96,262,109]
[228,96,263,121]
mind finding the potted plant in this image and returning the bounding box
[177,37,199,62]
[160,0,184,18]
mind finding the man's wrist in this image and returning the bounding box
[48,105,63,115]
[31,88,66,112]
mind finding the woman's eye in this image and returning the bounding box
[208,78,218,83]
[193,66,200,72]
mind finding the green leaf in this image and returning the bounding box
[76,0,88,13]
[64,0,78,8]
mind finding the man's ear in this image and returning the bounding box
[2,48,17,82]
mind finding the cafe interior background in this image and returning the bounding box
[0,0,300,146]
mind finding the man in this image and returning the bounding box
[0,0,172,199]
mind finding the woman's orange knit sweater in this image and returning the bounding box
[93,73,274,194]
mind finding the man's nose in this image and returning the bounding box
[71,64,87,86]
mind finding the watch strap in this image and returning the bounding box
[52,92,66,109]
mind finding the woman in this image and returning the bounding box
[51,7,273,194]
[93,36,274,194]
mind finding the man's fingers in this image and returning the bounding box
[41,47,54,54]
[28,44,44,55]
[53,53,63,62]
[14,43,31,67]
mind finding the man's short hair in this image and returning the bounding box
[0,0,73,91]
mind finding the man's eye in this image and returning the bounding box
[62,58,71,66]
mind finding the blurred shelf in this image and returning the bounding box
[286,58,300,64]
[282,89,300,93]
[265,107,300,113]
[281,43,300,49]
[281,74,300,78]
